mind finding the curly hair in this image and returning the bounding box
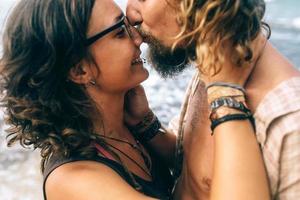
[0,0,107,171]
[173,0,270,75]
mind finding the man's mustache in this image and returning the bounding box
[134,26,153,44]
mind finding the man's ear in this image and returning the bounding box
[68,62,92,84]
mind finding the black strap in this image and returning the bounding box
[42,155,133,200]
[211,113,255,134]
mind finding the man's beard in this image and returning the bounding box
[137,27,191,78]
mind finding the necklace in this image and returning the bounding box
[98,135,152,177]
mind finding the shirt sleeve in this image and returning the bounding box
[278,130,300,199]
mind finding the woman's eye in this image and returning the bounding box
[116,27,126,38]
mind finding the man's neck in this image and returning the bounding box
[245,41,300,112]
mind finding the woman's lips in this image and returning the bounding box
[131,58,143,65]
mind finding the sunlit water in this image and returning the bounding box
[0,0,299,199]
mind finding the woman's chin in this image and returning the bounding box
[131,70,149,88]
[136,65,149,80]
[141,68,150,82]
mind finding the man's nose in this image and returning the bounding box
[126,0,142,26]
[130,27,143,47]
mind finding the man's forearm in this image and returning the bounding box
[211,120,270,200]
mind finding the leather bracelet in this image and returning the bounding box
[128,115,163,143]
[131,110,156,131]
[210,113,255,134]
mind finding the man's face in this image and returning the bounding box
[126,0,191,78]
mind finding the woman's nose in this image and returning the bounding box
[126,0,143,26]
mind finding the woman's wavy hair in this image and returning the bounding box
[0,0,110,172]
[173,0,270,75]
[0,0,151,190]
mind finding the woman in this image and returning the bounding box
[0,0,269,199]
[1,0,173,199]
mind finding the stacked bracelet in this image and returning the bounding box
[127,111,163,143]
[134,116,162,143]
[207,82,256,134]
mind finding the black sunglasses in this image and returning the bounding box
[85,15,133,46]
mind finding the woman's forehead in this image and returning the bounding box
[87,0,123,36]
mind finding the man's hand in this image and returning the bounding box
[124,85,151,126]
[201,34,266,87]
[201,61,255,87]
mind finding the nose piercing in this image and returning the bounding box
[142,58,146,64]
[89,80,96,85]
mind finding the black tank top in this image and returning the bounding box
[43,153,173,200]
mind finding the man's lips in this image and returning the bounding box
[135,27,152,43]
[142,36,152,43]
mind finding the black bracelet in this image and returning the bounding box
[129,116,162,143]
[210,113,255,134]
[131,110,155,131]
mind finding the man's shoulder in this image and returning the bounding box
[254,78,300,197]
[255,76,300,122]
[254,77,300,144]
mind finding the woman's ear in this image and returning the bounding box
[68,62,93,84]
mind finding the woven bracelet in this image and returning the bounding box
[206,82,246,94]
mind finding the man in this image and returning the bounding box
[126,0,300,199]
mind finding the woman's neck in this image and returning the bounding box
[90,91,128,137]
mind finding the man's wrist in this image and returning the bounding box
[206,82,256,134]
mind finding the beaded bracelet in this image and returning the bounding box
[207,87,245,104]
[210,96,251,115]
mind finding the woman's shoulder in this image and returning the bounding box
[45,159,120,188]
[42,154,130,199]
[45,160,154,200]
[45,161,105,198]
[46,159,113,186]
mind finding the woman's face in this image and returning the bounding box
[86,0,149,93]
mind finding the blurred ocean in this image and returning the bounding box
[0,0,299,199]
